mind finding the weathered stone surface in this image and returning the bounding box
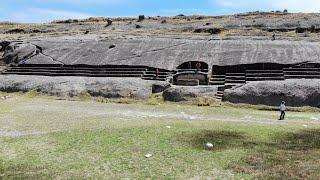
[0,75,152,99]
[2,43,37,64]
[151,81,171,93]
[224,80,320,107]
[163,86,218,102]
[3,38,320,70]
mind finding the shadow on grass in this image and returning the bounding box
[236,129,320,179]
[275,129,320,151]
[177,130,257,151]
[178,129,320,179]
[0,163,52,179]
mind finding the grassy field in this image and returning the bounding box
[0,92,319,179]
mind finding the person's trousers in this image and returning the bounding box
[279,111,285,120]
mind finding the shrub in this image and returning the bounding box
[192,96,216,107]
[26,89,40,97]
[138,15,145,22]
[78,91,92,101]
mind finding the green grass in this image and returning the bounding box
[0,93,319,179]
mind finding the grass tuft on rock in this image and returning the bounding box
[25,89,40,97]
[77,91,92,101]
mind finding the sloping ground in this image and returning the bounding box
[224,79,320,107]
[2,36,320,70]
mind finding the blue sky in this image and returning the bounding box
[0,0,319,23]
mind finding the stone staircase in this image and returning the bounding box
[209,74,225,100]
[210,72,246,100]
[1,65,148,78]
[142,68,173,81]
[246,70,284,81]
[283,68,320,79]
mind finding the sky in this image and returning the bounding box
[0,0,319,23]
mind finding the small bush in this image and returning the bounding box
[138,15,145,22]
[145,94,165,105]
[105,19,113,27]
[94,96,109,103]
[25,89,40,97]
[161,20,167,24]
[112,98,137,104]
[78,91,92,101]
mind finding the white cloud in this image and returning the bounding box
[211,0,320,12]
[271,0,320,12]
[11,8,95,23]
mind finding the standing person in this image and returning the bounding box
[155,68,159,79]
[279,101,286,120]
[195,62,201,73]
[272,31,276,41]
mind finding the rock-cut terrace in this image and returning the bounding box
[0,34,320,107]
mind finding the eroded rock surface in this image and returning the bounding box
[163,86,218,102]
[2,38,320,70]
[0,75,153,99]
[224,80,320,107]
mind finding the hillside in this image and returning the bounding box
[1,12,320,42]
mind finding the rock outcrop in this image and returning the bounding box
[0,75,153,99]
[163,86,218,102]
[224,80,320,107]
[2,38,320,70]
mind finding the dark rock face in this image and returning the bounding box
[0,41,11,51]
[163,86,218,102]
[296,27,308,33]
[5,28,26,34]
[0,75,152,99]
[224,80,320,107]
[151,81,171,93]
[135,24,142,29]
[194,27,222,34]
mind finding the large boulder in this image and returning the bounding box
[224,80,320,107]
[151,81,171,93]
[163,86,218,102]
[0,75,152,99]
